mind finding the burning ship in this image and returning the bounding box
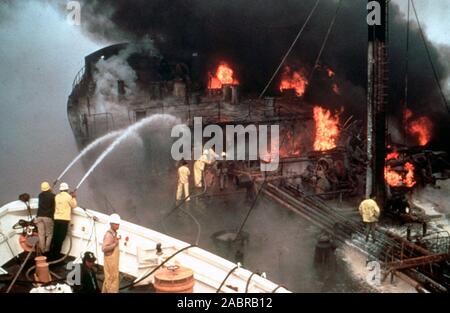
[2,0,450,293]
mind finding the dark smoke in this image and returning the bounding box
[50,0,449,146]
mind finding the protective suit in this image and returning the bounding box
[193,153,214,188]
[102,228,120,293]
[177,164,191,201]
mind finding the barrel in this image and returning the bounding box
[154,265,195,293]
[34,256,47,265]
[35,256,51,283]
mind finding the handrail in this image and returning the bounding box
[72,66,86,90]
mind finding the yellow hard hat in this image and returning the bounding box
[41,181,51,192]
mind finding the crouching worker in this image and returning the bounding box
[102,213,121,293]
[74,251,100,293]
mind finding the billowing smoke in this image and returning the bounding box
[93,40,159,116]
[48,0,449,148]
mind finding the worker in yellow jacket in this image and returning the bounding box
[50,182,77,260]
[358,195,380,242]
[176,159,191,202]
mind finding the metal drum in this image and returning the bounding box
[154,265,194,293]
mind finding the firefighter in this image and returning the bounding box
[50,182,77,261]
[176,159,191,202]
[193,149,214,188]
[35,181,55,254]
[216,152,229,191]
[102,213,121,293]
[358,195,380,242]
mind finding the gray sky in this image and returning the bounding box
[0,1,101,202]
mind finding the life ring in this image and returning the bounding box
[19,233,39,252]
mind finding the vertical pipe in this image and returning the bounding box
[366,41,374,198]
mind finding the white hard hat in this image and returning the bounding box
[59,182,69,191]
[109,213,121,225]
[221,152,227,157]
[203,149,209,155]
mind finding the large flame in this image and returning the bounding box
[208,63,239,89]
[279,66,308,97]
[384,151,416,188]
[404,109,433,146]
[313,106,340,151]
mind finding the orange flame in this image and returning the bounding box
[327,68,335,78]
[384,151,416,188]
[279,67,308,97]
[386,151,399,161]
[313,106,340,151]
[208,63,239,89]
[404,109,433,146]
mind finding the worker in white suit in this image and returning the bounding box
[176,159,191,202]
[193,149,215,188]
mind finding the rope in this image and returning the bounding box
[258,0,321,99]
[271,284,287,293]
[308,0,343,83]
[245,272,257,293]
[6,244,36,293]
[411,0,450,115]
[403,0,411,144]
[160,170,207,237]
[119,244,196,290]
[216,265,239,293]
[25,230,73,281]
[231,121,295,241]
[178,207,201,246]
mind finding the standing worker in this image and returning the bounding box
[35,181,55,255]
[50,182,77,261]
[358,195,380,242]
[216,152,229,191]
[176,159,191,202]
[102,213,121,293]
[193,149,214,188]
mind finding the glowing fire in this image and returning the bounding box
[384,151,416,188]
[208,63,239,89]
[313,106,340,151]
[279,67,308,97]
[404,109,433,146]
[386,151,399,160]
[332,83,340,95]
[279,129,301,157]
[327,68,335,78]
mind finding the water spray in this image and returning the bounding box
[76,114,179,190]
[54,130,123,186]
